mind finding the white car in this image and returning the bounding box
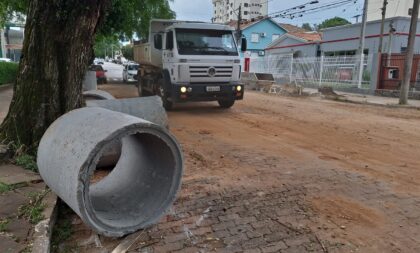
[123,63,139,83]
[0,58,12,62]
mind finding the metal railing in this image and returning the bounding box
[249,54,373,89]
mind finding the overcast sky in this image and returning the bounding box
[169,0,368,26]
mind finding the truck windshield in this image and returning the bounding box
[128,64,139,71]
[176,29,238,56]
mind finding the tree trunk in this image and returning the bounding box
[0,0,109,151]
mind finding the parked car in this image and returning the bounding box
[123,63,139,83]
[89,64,107,84]
[94,58,104,65]
[0,58,12,62]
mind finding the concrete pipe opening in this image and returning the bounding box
[87,130,180,231]
[37,108,183,237]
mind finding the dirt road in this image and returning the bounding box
[64,85,420,252]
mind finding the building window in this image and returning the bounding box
[272,34,281,41]
[244,11,248,15]
[244,3,249,7]
[251,33,259,43]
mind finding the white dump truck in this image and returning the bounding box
[133,19,247,110]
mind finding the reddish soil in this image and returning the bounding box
[66,85,420,253]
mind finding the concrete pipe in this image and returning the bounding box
[86,96,168,128]
[82,71,97,91]
[37,107,183,237]
[83,90,115,101]
[86,96,167,168]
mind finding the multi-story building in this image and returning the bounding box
[212,0,268,23]
[367,0,413,21]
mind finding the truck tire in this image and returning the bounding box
[158,79,173,110]
[137,79,143,97]
[218,99,235,108]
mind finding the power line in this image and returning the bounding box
[268,0,355,19]
[267,1,320,16]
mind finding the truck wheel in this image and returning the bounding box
[218,100,235,108]
[137,79,143,97]
[158,81,173,110]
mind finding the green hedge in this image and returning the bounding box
[0,62,19,85]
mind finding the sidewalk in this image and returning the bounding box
[305,87,420,108]
[0,85,57,253]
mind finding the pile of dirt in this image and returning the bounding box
[318,86,346,100]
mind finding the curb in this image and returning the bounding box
[0,83,13,92]
[31,191,58,253]
[322,96,420,110]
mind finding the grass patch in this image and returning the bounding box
[0,62,18,85]
[15,154,38,173]
[0,182,14,193]
[0,218,10,232]
[0,181,27,193]
[18,190,49,224]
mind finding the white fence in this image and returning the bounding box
[249,54,373,89]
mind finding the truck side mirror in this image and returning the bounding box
[154,34,162,50]
[241,38,247,52]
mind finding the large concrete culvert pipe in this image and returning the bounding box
[86,96,168,129]
[37,107,183,237]
[83,90,115,101]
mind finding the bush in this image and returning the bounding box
[0,62,19,85]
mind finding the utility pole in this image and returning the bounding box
[399,0,419,105]
[386,21,395,67]
[357,0,368,88]
[378,0,388,53]
[353,14,362,23]
[236,4,242,42]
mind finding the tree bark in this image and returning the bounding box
[0,0,109,151]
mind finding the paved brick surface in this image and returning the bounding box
[69,178,325,253]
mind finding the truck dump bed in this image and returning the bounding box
[133,43,151,64]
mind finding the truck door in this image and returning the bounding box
[163,30,175,71]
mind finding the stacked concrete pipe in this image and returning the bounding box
[37,107,183,237]
[82,70,97,91]
[84,94,168,168]
[86,96,168,129]
[83,90,115,100]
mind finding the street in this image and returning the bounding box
[102,62,124,83]
[61,83,420,252]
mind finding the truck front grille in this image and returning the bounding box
[189,66,233,78]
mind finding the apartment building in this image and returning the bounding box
[367,0,413,21]
[212,0,268,23]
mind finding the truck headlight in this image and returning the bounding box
[236,85,242,92]
[180,86,187,93]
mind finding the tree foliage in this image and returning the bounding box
[1,0,175,39]
[317,17,351,30]
[121,44,134,60]
[0,0,28,26]
[301,23,313,31]
[101,0,175,40]
[94,35,121,58]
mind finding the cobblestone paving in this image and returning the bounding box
[130,180,324,253]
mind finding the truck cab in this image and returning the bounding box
[135,20,246,110]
